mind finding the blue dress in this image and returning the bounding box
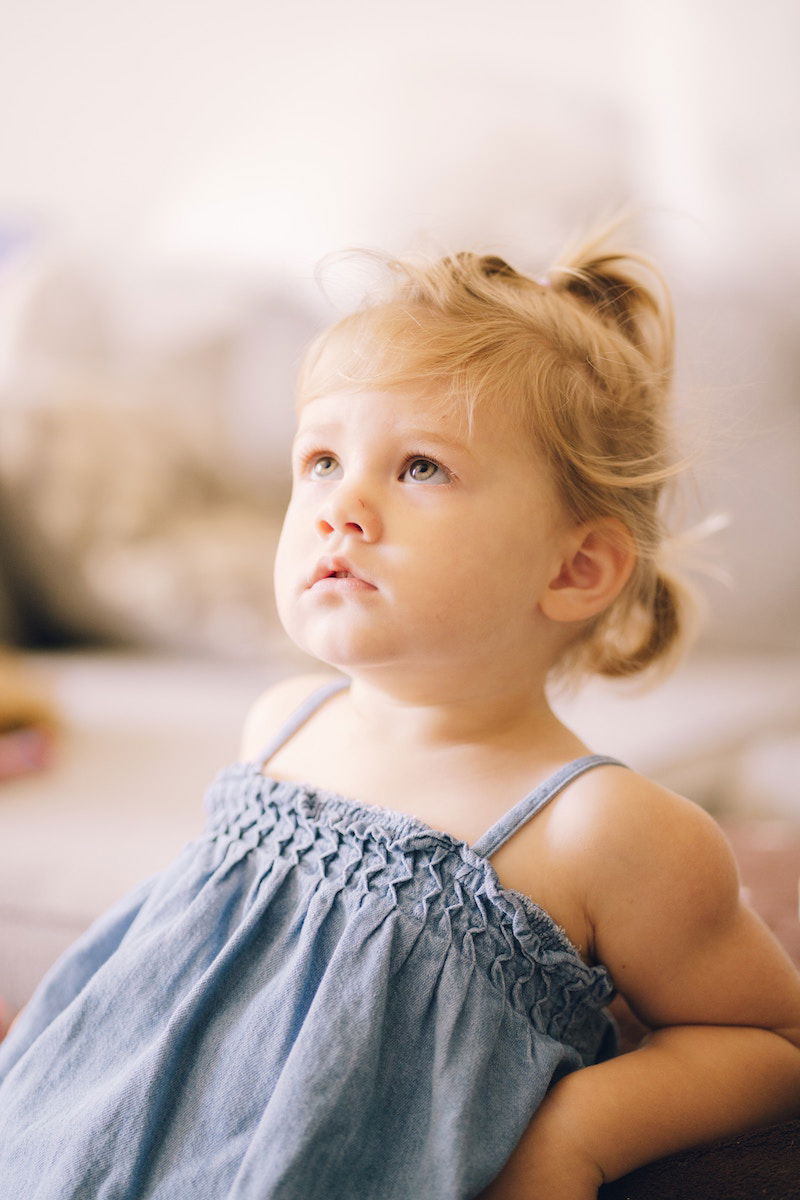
[0,678,621,1199]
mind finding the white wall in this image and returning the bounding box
[2,2,796,273]
[0,1,635,271]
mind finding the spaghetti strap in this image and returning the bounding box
[471,754,626,859]
[252,676,350,769]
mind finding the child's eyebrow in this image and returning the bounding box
[293,423,476,458]
[402,428,475,455]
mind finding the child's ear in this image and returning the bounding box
[540,519,636,624]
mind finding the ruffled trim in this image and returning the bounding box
[203,762,615,1058]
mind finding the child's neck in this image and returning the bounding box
[345,668,562,752]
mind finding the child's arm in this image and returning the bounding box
[480,773,800,1200]
[481,1024,800,1200]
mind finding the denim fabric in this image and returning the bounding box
[0,693,618,1199]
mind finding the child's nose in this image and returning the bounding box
[316,486,382,543]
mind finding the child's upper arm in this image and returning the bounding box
[239,672,340,760]
[583,774,800,1046]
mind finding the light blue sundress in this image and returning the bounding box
[0,678,622,1199]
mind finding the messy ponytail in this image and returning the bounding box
[534,227,695,681]
[299,224,699,682]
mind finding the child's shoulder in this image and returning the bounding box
[239,672,343,761]
[562,763,800,1036]
[561,764,731,863]
[558,766,748,999]
[556,765,738,920]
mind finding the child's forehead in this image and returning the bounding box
[296,387,476,444]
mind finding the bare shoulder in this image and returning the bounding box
[552,763,736,893]
[549,764,741,951]
[557,763,800,1035]
[239,672,344,759]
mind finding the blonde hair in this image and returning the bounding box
[298,225,697,682]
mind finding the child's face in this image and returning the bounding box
[274,387,572,682]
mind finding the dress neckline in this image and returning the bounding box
[209,759,612,978]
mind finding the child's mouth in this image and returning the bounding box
[312,574,377,593]
[308,558,377,591]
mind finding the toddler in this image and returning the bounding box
[1,229,798,1200]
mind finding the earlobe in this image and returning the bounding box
[540,520,636,624]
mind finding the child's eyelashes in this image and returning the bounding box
[399,455,453,485]
[290,448,342,479]
[308,452,341,479]
[295,449,455,485]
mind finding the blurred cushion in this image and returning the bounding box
[0,250,314,657]
[0,393,283,656]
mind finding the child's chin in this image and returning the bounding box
[280,610,381,667]
[301,643,376,672]
[294,629,391,673]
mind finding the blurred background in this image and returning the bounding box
[1,0,799,657]
[0,0,798,1013]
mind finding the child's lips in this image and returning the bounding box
[311,575,377,593]
[307,557,377,591]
